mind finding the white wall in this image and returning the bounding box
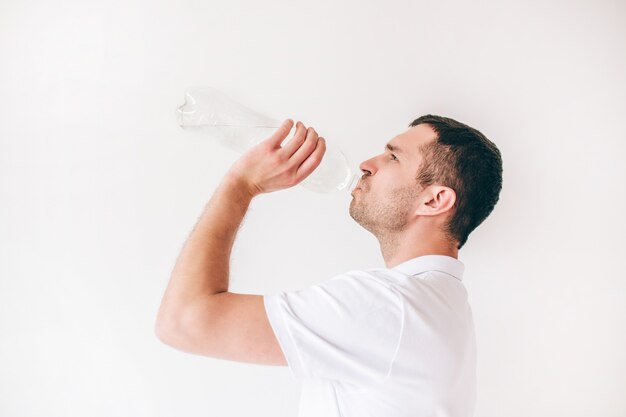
[1,0,624,416]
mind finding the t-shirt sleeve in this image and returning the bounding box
[263,272,404,387]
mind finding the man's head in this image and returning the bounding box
[349,114,503,252]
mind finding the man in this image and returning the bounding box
[155,115,503,417]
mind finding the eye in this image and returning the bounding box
[390,153,398,161]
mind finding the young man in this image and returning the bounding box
[156,115,503,417]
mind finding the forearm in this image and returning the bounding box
[156,173,254,328]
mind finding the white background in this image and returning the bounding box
[1,0,625,416]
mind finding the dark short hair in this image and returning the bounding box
[409,115,503,250]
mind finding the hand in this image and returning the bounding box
[225,119,326,197]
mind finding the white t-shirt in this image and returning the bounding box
[263,254,476,417]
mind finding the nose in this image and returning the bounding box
[359,155,377,179]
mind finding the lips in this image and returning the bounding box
[353,179,367,193]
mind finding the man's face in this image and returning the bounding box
[349,123,438,235]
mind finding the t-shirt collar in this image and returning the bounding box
[391,254,465,281]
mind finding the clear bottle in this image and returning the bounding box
[176,87,359,193]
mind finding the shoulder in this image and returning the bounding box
[320,269,404,311]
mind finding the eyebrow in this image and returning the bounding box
[385,143,404,154]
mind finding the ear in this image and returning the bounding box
[415,186,456,216]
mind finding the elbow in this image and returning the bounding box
[154,319,170,343]
[155,299,208,348]
[155,314,197,353]
[154,320,168,342]
[154,309,182,344]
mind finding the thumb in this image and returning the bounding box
[267,119,294,148]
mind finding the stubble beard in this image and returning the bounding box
[349,184,420,239]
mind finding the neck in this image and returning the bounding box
[378,231,458,269]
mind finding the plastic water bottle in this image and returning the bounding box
[176,86,359,193]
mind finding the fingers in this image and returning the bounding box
[295,136,326,182]
[268,119,294,148]
[290,125,320,167]
[280,121,307,157]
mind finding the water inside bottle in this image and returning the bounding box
[180,123,356,193]
[179,124,279,154]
